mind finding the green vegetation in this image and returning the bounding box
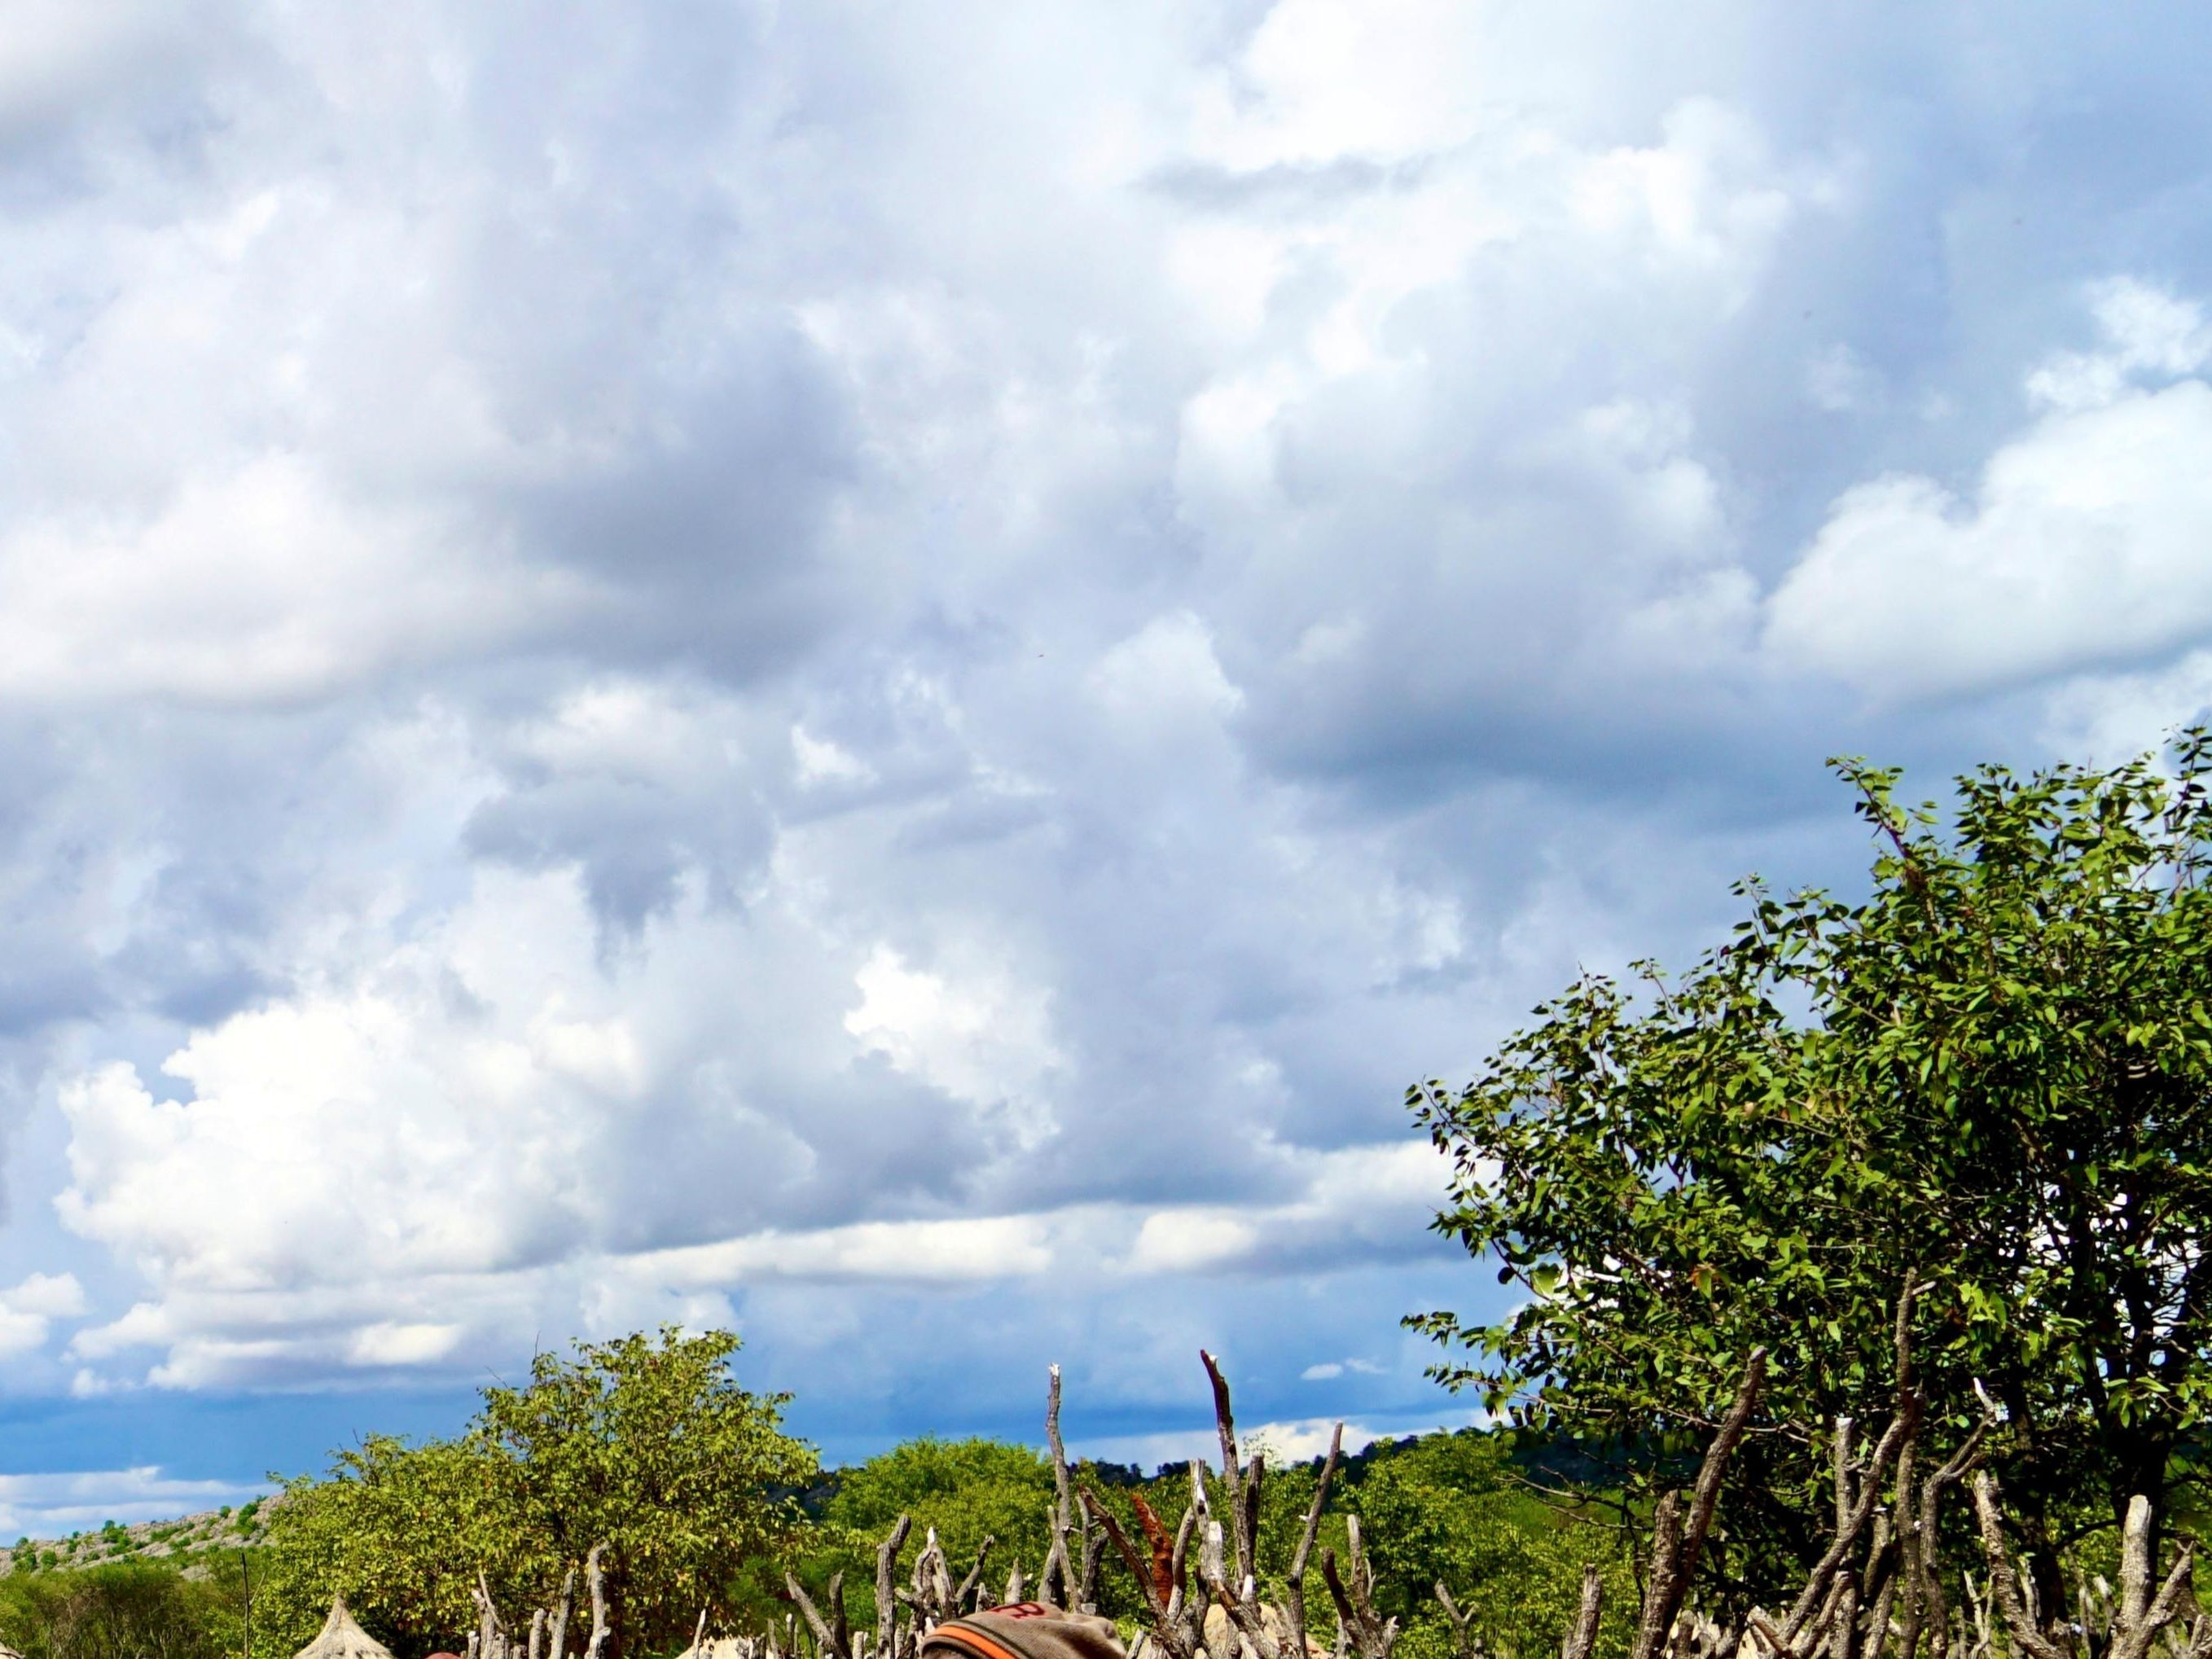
[802,1436,1062,1623]
[0,1427,1622,1659]
[259,1326,817,1657]
[0,1556,257,1659]
[1412,740,2212,1613]
[1342,1433,1632,1659]
[804,1426,1630,1659]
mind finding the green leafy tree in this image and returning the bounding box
[1411,741,2212,1617]
[818,1438,1057,1613]
[1345,1434,1633,1659]
[264,1327,818,1657]
[0,1561,235,1659]
[261,1433,518,1650]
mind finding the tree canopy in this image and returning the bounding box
[0,1560,243,1659]
[263,1327,816,1657]
[1411,741,2212,1614]
[815,1437,1058,1610]
[1340,1432,1634,1659]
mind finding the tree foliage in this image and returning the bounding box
[1411,740,2212,1613]
[1343,1433,1634,1659]
[263,1327,817,1657]
[816,1438,1058,1609]
[0,1561,242,1659]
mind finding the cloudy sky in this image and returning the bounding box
[2,0,2211,1537]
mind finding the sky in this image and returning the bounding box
[2,0,2212,1538]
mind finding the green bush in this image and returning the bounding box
[262,1326,816,1657]
[0,1562,235,1659]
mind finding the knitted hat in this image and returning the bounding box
[921,1604,1127,1659]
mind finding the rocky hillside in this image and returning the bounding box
[1,1498,274,1578]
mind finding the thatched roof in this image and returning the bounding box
[295,1595,395,1659]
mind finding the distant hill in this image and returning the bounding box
[1,1497,275,1579]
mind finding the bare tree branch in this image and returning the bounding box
[1563,1565,1605,1659]
[1285,1424,1344,1659]
[1630,1347,1768,1659]
[585,1543,613,1659]
[1970,1476,2069,1659]
[1201,1351,1250,1592]
[789,1572,846,1659]
[547,1568,577,1659]
[876,1516,913,1659]
[1083,1485,1196,1659]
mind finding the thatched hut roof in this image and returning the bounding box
[294,1595,395,1659]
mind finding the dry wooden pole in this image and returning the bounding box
[1433,1584,1479,1659]
[1319,1514,1397,1659]
[1562,1566,1605,1659]
[1858,1528,1899,1659]
[1170,1481,1202,1625]
[586,1542,613,1659]
[954,1541,995,1614]
[476,1569,507,1659]
[1083,1485,1196,1659]
[1200,1350,1253,1595]
[1284,1423,1344,1659]
[1970,1476,2069,1659]
[912,1526,955,1626]
[790,1572,849,1659]
[547,1568,577,1659]
[1629,1348,1768,1659]
[1044,1366,1077,1606]
[1898,1400,1994,1659]
[1777,1403,1913,1651]
[1079,1521,1107,1616]
[2102,1496,2196,1659]
[875,1515,913,1659]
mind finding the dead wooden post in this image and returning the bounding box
[911,1526,955,1629]
[1044,1366,1077,1606]
[1630,1350,1767,1659]
[1320,1513,1398,1659]
[1083,1484,1197,1659]
[875,1515,912,1659]
[1561,1565,1604,1659]
[586,1542,612,1659]
[1434,1583,1480,1659]
[785,1570,854,1659]
[547,1568,577,1659]
[1284,1423,1344,1659]
[953,1543,994,1615]
[2096,1495,2194,1659]
[476,1570,509,1659]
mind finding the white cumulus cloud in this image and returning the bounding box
[1767,282,2212,700]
